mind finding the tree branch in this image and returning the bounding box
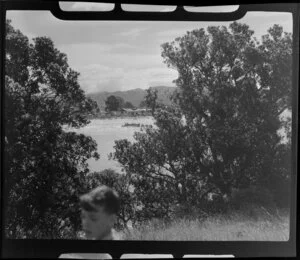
[143,167,175,185]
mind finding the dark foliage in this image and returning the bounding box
[111,22,292,222]
[4,20,100,238]
[105,95,124,112]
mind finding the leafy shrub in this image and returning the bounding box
[170,203,209,221]
[266,174,291,208]
[230,186,276,210]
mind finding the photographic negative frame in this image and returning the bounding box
[1,0,298,258]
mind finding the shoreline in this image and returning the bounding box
[88,115,154,120]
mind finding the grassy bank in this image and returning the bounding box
[120,208,289,241]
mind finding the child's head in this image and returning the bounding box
[79,185,120,240]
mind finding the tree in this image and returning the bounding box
[111,22,292,219]
[144,87,158,115]
[116,96,125,110]
[123,101,135,109]
[139,100,147,108]
[105,95,124,112]
[4,20,100,238]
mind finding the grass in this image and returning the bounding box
[120,208,289,241]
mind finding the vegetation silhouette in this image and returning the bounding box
[110,22,292,225]
[4,20,292,239]
[5,19,100,238]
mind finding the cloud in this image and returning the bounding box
[58,40,166,71]
[7,9,292,98]
[109,43,147,55]
[120,67,177,90]
[76,64,177,94]
[119,28,147,38]
[238,12,293,39]
[155,27,200,44]
[77,64,123,93]
[59,42,112,53]
[153,22,228,45]
[111,43,134,49]
[156,28,189,40]
[154,12,293,46]
[71,2,114,11]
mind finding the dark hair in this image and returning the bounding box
[79,185,120,215]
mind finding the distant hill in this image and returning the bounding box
[87,86,176,111]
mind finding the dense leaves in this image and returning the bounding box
[4,20,99,238]
[144,88,158,115]
[123,101,135,109]
[111,22,292,221]
[105,95,124,112]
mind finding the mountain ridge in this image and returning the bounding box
[87,86,176,110]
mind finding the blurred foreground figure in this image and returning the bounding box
[59,186,120,259]
[80,185,120,240]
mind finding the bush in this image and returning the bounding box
[205,194,231,214]
[170,203,209,221]
[267,175,291,208]
[230,186,276,210]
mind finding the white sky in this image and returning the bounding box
[7,4,293,94]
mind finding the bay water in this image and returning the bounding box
[67,116,154,173]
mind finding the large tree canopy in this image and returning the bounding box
[4,20,100,238]
[111,22,292,220]
[105,95,124,112]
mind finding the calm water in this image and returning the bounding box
[67,116,154,173]
[65,111,290,173]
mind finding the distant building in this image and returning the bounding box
[121,108,151,116]
[111,111,122,116]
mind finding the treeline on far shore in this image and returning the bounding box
[87,110,153,120]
